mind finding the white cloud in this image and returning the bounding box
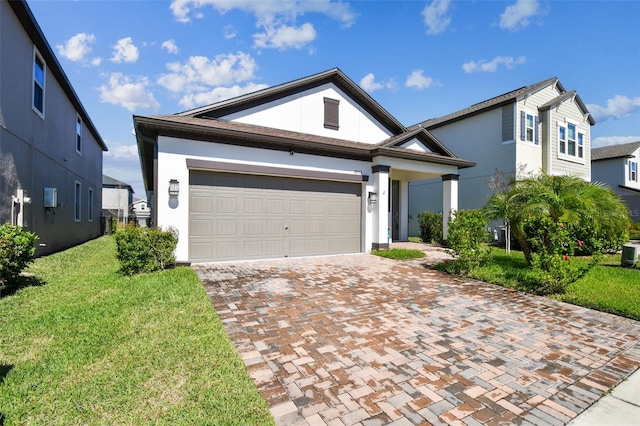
[157,51,258,93]
[405,70,434,90]
[254,22,317,50]
[161,39,179,54]
[224,25,237,39]
[179,82,269,109]
[98,73,160,111]
[360,73,396,93]
[105,144,139,160]
[110,37,139,63]
[592,136,640,148]
[422,0,451,35]
[170,0,355,50]
[499,0,541,31]
[91,57,102,66]
[462,55,526,73]
[587,95,640,121]
[56,33,96,62]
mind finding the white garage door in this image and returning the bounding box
[189,171,362,262]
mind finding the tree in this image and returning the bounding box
[486,172,629,264]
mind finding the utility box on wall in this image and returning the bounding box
[44,187,57,208]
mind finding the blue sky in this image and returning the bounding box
[28,0,640,197]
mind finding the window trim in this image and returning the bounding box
[520,110,539,144]
[557,120,585,164]
[74,181,82,222]
[631,161,638,182]
[32,47,46,118]
[76,114,83,155]
[88,187,94,222]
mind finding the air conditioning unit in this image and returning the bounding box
[44,187,57,208]
[621,243,639,268]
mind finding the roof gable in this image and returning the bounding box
[178,68,406,136]
[539,91,596,125]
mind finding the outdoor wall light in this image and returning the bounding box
[368,191,378,204]
[168,179,180,197]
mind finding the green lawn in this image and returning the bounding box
[450,248,640,321]
[0,236,274,425]
[371,248,426,260]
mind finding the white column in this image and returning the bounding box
[371,165,390,250]
[399,180,409,241]
[442,174,459,239]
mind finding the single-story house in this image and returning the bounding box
[134,68,474,263]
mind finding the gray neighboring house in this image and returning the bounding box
[591,142,640,222]
[407,77,595,236]
[102,175,134,224]
[0,0,108,255]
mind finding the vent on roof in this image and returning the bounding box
[324,97,339,130]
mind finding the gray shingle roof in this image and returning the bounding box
[103,175,133,192]
[412,77,595,129]
[591,142,640,161]
[413,77,560,129]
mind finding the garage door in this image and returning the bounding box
[189,171,362,262]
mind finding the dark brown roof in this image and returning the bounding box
[413,77,594,129]
[9,1,107,151]
[177,68,407,135]
[592,142,640,161]
[133,114,475,190]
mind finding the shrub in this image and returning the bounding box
[0,224,38,285]
[418,211,443,244]
[445,209,491,274]
[115,226,177,275]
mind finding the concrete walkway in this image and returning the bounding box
[194,249,640,425]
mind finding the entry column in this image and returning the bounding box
[372,165,390,250]
[442,174,459,239]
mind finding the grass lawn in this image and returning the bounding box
[451,248,640,321]
[371,248,426,260]
[0,236,274,425]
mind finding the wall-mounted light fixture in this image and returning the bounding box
[168,179,180,197]
[368,191,377,204]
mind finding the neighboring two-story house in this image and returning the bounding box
[407,77,595,236]
[592,142,640,222]
[102,175,134,224]
[134,68,474,263]
[0,0,108,255]
[130,198,151,227]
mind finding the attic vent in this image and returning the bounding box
[324,97,339,130]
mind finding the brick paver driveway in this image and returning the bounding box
[194,254,640,425]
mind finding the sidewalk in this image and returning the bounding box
[569,368,640,426]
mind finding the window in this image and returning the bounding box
[526,114,534,142]
[324,97,339,130]
[76,115,82,154]
[567,124,576,156]
[559,126,566,154]
[578,133,584,158]
[33,49,45,116]
[88,188,94,222]
[631,161,638,182]
[74,181,81,222]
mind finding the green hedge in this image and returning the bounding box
[114,226,177,275]
[0,224,38,285]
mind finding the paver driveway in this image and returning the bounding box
[194,254,640,425]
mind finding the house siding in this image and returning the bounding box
[0,0,104,255]
[220,82,394,144]
[592,147,640,222]
[548,100,591,180]
[408,108,514,236]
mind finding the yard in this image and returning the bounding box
[0,236,274,425]
[446,248,640,321]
